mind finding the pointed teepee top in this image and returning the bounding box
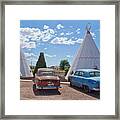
[86,23,91,34]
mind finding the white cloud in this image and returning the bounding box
[40,29,55,42]
[20,35,29,42]
[43,25,49,29]
[56,24,64,29]
[76,28,80,31]
[51,37,68,45]
[91,32,96,39]
[20,27,42,42]
[20,27,83,46]
[51,37,83,45]
[21,41,36,49]
[24,52,38,65]
[66,55,73,58]
[76,28,80,34]
[76,38,83,44]
[60,32,64,36]
[24,52,37,58]
[44,48,47,50]
[20,27,55,43]
[45,54,56,58]
[66,32,73,35]
[20,27,41,37]
[91,32,96,37]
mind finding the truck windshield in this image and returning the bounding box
[89,71,100,77]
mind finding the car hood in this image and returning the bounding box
[89,77,100,82]
[36,76,60,81]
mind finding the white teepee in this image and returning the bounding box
[66,27,100,79]
[20,49,33,78]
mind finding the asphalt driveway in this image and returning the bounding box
[20,80,100,100]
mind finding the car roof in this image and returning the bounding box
[75,69,100,72]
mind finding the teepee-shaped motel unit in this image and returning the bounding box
[66,26,100,79]
[20,48,33,78]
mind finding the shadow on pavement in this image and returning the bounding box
[70,85,100,99]
[33,89,61,96]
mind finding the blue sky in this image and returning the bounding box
[20,20,100,67]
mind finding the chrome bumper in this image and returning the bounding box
[36,85,62,89]
[92,88,100,91]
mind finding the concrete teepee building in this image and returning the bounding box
[66,26,100,79]
[20,48,33,78]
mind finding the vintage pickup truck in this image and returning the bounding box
[33,68,61,93]
[68,69,100,92]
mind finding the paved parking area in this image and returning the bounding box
[20,80,100,100]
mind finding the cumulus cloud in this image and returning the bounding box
[45,54,56,58]
[66,32,73,35]
[60,32,64,36]
[66,55,73,58]
[21,41,36,49]
[24,52,37,58]
[24,52,38,65]
[44,48,47,50]
[56,24,64,29]
[51,37,83,45]
[76,28,81,34]
[43,25,49,29]
[20,27,41,42]
[76,39,83,44]
[51,37,68,45]
[76,28,80,31]
[91,32,95,36]
[20,26,83,46]
[91,32,96,39]
[20,27,55,44]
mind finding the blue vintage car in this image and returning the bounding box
[68,69,100,92]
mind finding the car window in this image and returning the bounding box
[89,71,100,77]
[74,71,79,76]
[74,71,84,76]
[78,71,84,76]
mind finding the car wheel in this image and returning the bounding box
[83,85,90,93]
[70,81,73,87]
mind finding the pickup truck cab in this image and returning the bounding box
[33,68,61,93]
[68,69,100,93]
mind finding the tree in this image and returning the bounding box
[59,59,70,70]
[59,59,70,76]
[33,52,47,76]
